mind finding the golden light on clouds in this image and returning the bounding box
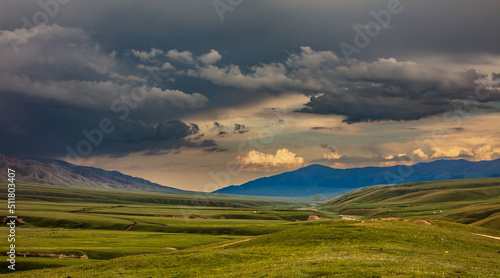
[323,150,342,160]
[237,148,305,172]
[384,154,407,160]
[429,144,500,161]
[405,144,500,163]
[412,148,430,160]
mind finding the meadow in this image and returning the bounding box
[323,178,500,230]
[4,220,500,277]
[0,182,330,273]
[1,179,499,276]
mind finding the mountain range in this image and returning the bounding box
[0,153,184,193]
[214,159,500,197]
[3,152,500,198]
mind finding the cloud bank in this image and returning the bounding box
[135,45,499,124]
[0,25,210,157]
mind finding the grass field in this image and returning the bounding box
[0,228,246,272]
[1,182,328,273]
[323,178,500,230]
[4,220,500,277]
[1,179,500,276]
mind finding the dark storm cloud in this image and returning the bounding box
[209,122,249,136]
[203,147,229,153]
[320,144,337,153]
[312,126,343,131]
[199,140,217,147]
[298,63,500,123]
[106,120,197,143]
[71,119,211,158]
[0,24,210,158]
[451,127,465,132]
[1,0,500,158]
[2,0,499,62]
[0,93,206,158]
[233,124,249,134]
[0,25,207,111]
[189,47,500,123]
[0,102,211,158]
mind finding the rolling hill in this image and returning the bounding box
[0,153,183,193]
[322,178,500,230]
[214,159,500,197]
[5,220,500,277]
[2,177,500,276]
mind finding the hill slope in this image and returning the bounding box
[214,159,500,197]
[323,178,500,230]
[0,153,183,192]
[5,220,500,277]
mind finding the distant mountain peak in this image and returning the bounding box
[293,164,335,173]
[302,164,333,170]
[0,153,184,193]
[214,159,500,197]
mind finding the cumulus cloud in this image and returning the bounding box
[0,25,115,76]
[127,47,164,62]
[188,47,499,123]
[380,144,500,164]
[237,149,305,172]
[166,49,194,64]
[198,49,222,65]
[0,25,208,110]
[323,151,342,160]
[299,57,499,123]
[137,86,208,109]
[0,73,207,111]
[315,144,415,167]
[196,63,302,91]
[430,144,500,161]
[286,46,339,68]
[384,153,407,160]
[93,45,500,125]
[320,144,343,160]
[315,153,411,165]
[319,144,500,169]
[161,62,175,70]
[412,148,430,160]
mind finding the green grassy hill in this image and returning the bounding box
[322,178,500,230]
[12,182,301,208]
[4,220,500,277]
[2,179,500,276]
[1,182,333,274]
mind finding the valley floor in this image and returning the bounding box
[2,220,500,277]
[1,181,500,277]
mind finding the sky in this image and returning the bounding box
[1,0,500,191]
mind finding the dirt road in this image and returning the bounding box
[213,238,254,249]
[472,233,500,241]
[340,215,360,220]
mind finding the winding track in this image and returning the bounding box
[212,238,254,248]
[472,233,500,240]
